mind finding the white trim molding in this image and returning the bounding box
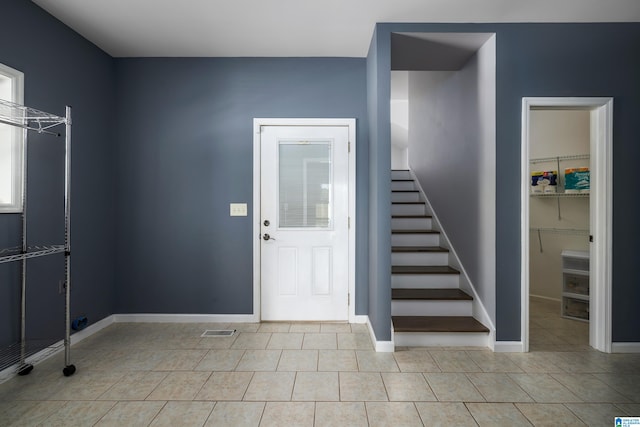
[493,341,525,353]
[252,118,357,323]
[521,97,613,353]
[611,343,640,353]
[114,313,259,323]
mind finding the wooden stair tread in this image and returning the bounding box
[392,265,459,274]
[392,229,439,234]
[392,316,489,333]
[392,246,448,253]
[392,288,472,301]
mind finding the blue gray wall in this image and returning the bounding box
[0,0,116,348]
[369,22,640,342]
[113,57,369,315]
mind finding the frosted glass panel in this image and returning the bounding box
[279,142,332,228]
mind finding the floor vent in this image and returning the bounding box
[201,329,236,338]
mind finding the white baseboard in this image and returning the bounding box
[70,314,115,345]
[352,315,368,324]
[611,342,640,353]
[113,313,259,323]
[364,317,395,352]
[493,341,525,352]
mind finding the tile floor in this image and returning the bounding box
[0,302,638,426]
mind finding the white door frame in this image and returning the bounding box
[253,118,357,322]
[521,97,613,352]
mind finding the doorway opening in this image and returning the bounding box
[521,98,613,353]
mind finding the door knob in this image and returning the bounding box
[263,233,275,241]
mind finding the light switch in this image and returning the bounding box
[230,203,247,216]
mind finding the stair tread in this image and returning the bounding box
[392,246,448,253]
[392,288,472,301]
[392,316,489,333]
[392,265,460,274]
[392,229,439,234]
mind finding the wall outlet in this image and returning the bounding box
[230,203,247,216]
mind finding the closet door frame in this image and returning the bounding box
[520,97,613,353]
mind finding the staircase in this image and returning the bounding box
[391,170,490,347]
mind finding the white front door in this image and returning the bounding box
[259,124,350,321]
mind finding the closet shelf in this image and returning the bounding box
[530,154,589,164]
[0,99,67,136]
[530,192,589,198]
[530,227,589,235]
[0,245,65,264]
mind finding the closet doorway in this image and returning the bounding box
[521,97,613,353]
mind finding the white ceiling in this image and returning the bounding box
[32,0,640,58]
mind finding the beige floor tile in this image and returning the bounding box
[506,353,564,373]
[382,372,436,402]
[302,333,337,350]
[98,371,169,400]
[195,349,245,371]
[339,372,388,401]
[466,351,524,373]
[204,401,265,427]
[337,333,373,350]
[429,350,481,372]
[260,402,314,427]
[52,371,126,400]
[415,402,478,426]
[236,350,282,371]
[293,371,339,401]
[508,373,581,403]
[149,401,215,426]
[320,323,352,333]
[146,371,211,400]
[393,349,441,373]
[39,401,116,427]
[267,333,304,349]
[289,323,321,333]
[196,335,237,349]
[231,333,272,349]
[233,323,261,333]
[258,323,291,333]
[365,402,423,427]
[552,373,630,402]
[564,403,624,427]
[278,349,318,371]
[616,403,640,415]
[467,373,533,403]
[467,403,533,426]
[315,402,368,427]
[356,350,400,372]
[515,403,587,426]
[350,323,369,334]
[424,373,485,402]
[244,371,295,401]
[95,401,166,426]
[196,371,253,400]
[318,350,358,371]
[594,374,640,402]
[1,401,66,426]
[152,349,208,370]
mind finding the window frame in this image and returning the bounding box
[0,62,25,213]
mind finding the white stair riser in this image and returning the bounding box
[394,332,489,347]
[392,204,426,216]
[391,181,416,191]
[392,274,460,288]
[392,233,440,246]
[391,170,412,180]
[392,251,449,266]
[392,300,473,316]
[391,192,421,203]
[392,217,433,230]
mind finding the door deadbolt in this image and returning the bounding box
[263,220,270,227]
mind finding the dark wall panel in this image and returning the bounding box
[114,57,368,314]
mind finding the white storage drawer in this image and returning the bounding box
[563,272,589,296]
[562,296,589,321]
